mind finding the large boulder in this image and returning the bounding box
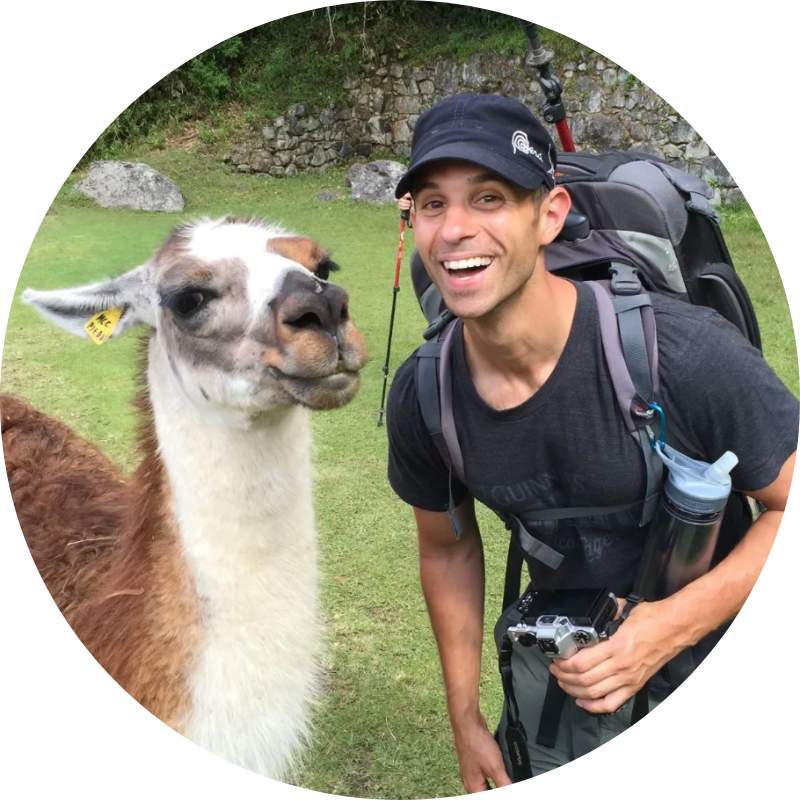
[74,161,185,212]
[345,160,407,205]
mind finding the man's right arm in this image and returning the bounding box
[415,497,511,793]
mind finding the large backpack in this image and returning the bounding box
[409,149,761,607]
[413,150,760,349]
[405,150,763,767]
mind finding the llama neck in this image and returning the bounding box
[145,340,321,776]
[145,341,317,601]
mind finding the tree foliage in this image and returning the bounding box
[83,2,580,163]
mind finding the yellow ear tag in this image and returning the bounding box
[84,307,123,345]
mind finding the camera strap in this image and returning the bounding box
[499,631,565,772]
[604,591,643,637]
[499,634,534,782]
[535,673,566,749]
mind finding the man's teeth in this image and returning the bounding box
[443,257,493,271]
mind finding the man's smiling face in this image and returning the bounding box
[411,160,549,320]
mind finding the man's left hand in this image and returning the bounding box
[548,599,682,714]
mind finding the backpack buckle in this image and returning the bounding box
[423,308,454,341]
[609,263,641,296]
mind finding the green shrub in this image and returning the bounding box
[80,2,591,165]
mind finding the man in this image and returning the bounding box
[385,93,797,791]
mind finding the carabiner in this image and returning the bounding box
[648,402,666,452]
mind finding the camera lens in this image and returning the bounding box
[538,638,558,655]
[519,633,536,648]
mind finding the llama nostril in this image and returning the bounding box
[285,311,324,331]
[277,272,349,337]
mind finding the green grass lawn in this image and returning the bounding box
[2,151,796,799]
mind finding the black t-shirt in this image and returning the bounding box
[388,281,798,605]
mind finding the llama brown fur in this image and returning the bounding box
[2,351,199,728]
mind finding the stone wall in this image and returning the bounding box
[225,50,741,204]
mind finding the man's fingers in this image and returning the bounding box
[463,776,491,793]
[461,740,514,794]
[551,640,614,674]
[551,658,618,692]
[576,687,633,715]
[489,766,513,788]
[557,674,621,701]
[481,749,512,790]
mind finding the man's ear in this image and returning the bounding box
[539,187,572,246]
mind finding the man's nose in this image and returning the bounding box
[439,204,478,243]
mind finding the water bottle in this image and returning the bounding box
[636,445,738,600]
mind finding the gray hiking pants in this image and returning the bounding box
[493,608,662,778]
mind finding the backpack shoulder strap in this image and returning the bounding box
[416,317,463,475]
[415,317,465,539]
[587,263,664,526]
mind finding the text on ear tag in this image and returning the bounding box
[84,308,123,345]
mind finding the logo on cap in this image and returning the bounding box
[511,131,543,163]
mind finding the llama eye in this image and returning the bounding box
[315,258,339,282]
[171,291,209,317]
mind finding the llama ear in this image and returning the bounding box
[21,264,155,341]
[268,236,339,279]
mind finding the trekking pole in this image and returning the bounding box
[518,20,576,153]
[377,207,410,427]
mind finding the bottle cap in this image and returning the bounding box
[655,445,738,515]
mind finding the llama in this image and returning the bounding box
[1,217,368,779]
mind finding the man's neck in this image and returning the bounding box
[461,270,578,411]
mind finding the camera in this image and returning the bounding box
[507,587,619,659]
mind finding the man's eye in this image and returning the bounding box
[478,194,502,204]
[171,291,209,317]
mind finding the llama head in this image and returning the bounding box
[22,217,368,418]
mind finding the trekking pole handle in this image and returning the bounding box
[400,207,410,222]
[393,217,407,289]
[517,18,576,152]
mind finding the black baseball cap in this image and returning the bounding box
[395,93,557,199]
